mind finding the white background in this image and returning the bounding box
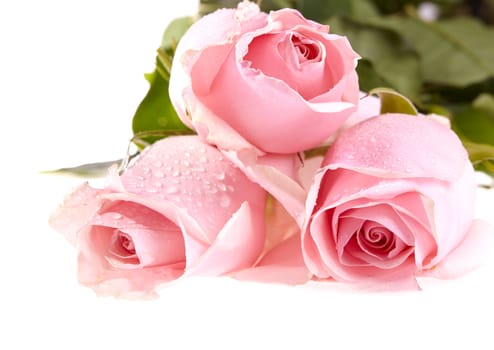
[1,1,494,349]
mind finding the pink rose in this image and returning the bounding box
[49,136,268,298]
[302,113,493,288]
[169,1,360,154]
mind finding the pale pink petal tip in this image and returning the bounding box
[430,219,494,279]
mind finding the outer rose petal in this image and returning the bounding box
[324,113,468,180]
[49,182,104,245]
[339,92,381,132]
[323,92,381,145]
[233,234,312,284]
[169,3,268,127]
[430,219,494,279]
[187,202,265,276]
[232,198,311,284]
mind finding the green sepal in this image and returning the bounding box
[368,87,418,115]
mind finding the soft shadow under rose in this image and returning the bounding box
[50,136,268,298]
[302,113,494,289]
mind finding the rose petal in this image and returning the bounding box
[92,202,185,267]
[186,202,265,276]
[169,4,268,123]
[77,239,185,299]
[49,182,104,245]
[232,234,312,284]
[337,202,415,245]
[121,136,266,245]
[244,31,333,99]
[324,113,469,181]
[194,36,356,153]
[269,8,329,32]
[222,147,307,225]
[430,219,494,279]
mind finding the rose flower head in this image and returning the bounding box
[50,136,267,298]
[169,0,360,154]
[302,113,494,289]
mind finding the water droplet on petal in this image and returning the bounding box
[172,170,180,177]
[153,160,163,168]
[216,172,225,180]
[113,213,123,219]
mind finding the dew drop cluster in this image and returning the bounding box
[119,137,245,233]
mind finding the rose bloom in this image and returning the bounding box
[169,0,360,154]
[302,113,493,288]
[50,136,268,298]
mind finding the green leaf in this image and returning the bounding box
[369,87,418,115]
[131,17,195,147]
[260,0,297,12]
[298,0,351,22]
[199,0,239,16]
[371,16,494,87]
[347,0,379,21]
[295,0,378,22]
[473,93,494,113]
[328,16,421,101]
[41,159,123,178]
[451,96,494,180]
[452,104,494,146]
[157,16,194,78]
[131,69,192,147]
[356,59,389,91]
[161,16,194,52]
[462,141,494,179]
[463,141,494,164]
